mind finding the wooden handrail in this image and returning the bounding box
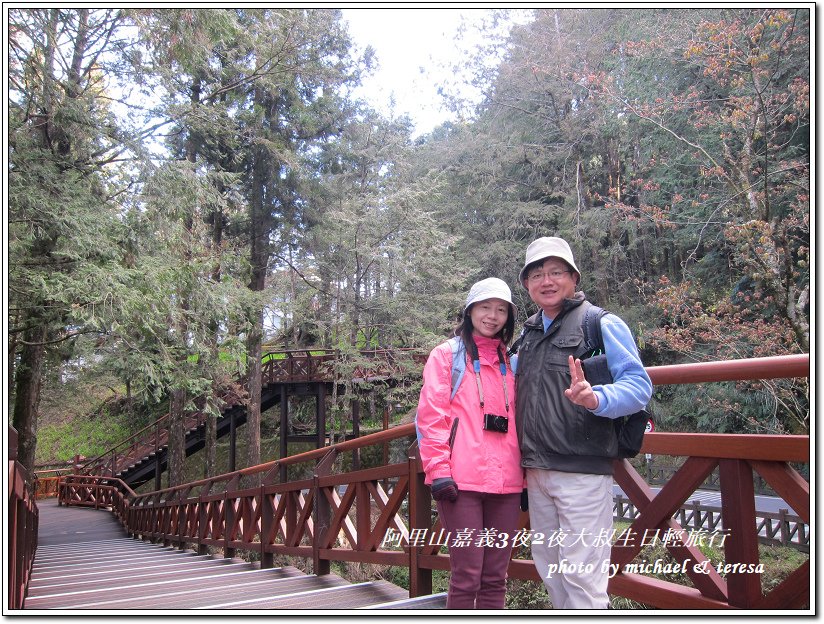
[78,413,172,472]
[58,429,810,609]
[52,353,810,610]
[8,425,38,610]
[128,423,419,502]
[60,474,138,499]
[647,354,808,385]
[77,348,422,478]
[642,433,809,462]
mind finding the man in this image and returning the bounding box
[513,236,652,609]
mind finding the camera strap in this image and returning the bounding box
[472,346,510,416]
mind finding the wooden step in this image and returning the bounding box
[196,579,410,610]
[362,591,448,609]
[26,499,412,611]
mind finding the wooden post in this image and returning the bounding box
[224,476,238,559]
[316,383,326,449]
[285,487,297,544]
[279,386,288,483]
[260,481,274,569]
[383,405,390,463]
[720,458,761,608]
[229,412,237,473]
[161,499,171,547]
[356,482,369,550]
[313,450,336,576]
[154,421,162,490]
[177,489,187,551]
[351,397,360,470]
[408,442,432,598]
[382,404,391,492]
[197,490,208,556]
[780,508,792,546]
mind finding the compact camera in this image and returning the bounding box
[483,413,509,433]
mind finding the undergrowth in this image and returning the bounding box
[36,414,132,463]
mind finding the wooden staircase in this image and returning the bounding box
[81,348,421,489]
[25,499,434,611]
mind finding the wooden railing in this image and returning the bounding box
[58,475,135,527]
[613,495,808,551]
[33,468,73,499]
[8,426,39,610]
[77,348,420,479]
[55,354,809,609]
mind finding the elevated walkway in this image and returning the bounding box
[25,499,428,611]
[79,348,421,489]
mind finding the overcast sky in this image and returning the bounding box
[341,8,530,136]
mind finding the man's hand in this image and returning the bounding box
[564,355,599,411]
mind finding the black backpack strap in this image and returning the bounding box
[508,311,542,357]
[507,328,526,357]
[580,304,608,360]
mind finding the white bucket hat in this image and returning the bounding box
[519,236,581,284]
[465,277,516,316]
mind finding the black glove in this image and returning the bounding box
[431,477,458,502]
[520,488,529,512]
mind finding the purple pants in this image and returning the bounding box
[436,490,521,609]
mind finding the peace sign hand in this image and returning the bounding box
[564,355,600,411]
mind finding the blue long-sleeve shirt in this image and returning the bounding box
[543,312,652,419]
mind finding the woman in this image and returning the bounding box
[416,277,524,609]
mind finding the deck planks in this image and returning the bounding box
[25,498,423,611]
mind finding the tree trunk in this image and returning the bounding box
[168,388,186,487]
[191,71,222,481]
[244,84,272,472]
[10,10,61,474]
[8,317,19,403]
[125,379,133,419]
[12,323,48,472]
[204,412,217,478]
[246,321,263,471]
[246,191,266,471]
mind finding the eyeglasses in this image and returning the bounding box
[527,270,571,284]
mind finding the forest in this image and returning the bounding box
[7,8,810,483]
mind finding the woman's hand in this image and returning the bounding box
[431,477,458,502]
[564,355,599,411]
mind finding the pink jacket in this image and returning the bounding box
[416,334,523,494]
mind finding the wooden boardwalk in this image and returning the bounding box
[25,499,444,611]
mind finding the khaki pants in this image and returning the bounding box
[526,468,613,609]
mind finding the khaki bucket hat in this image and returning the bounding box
[465,277,517,317]
[519,237,581,284]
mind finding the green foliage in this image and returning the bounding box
[36,416,131,464]
[9,7,810,472]
[376,566,451,595]
[8,8,147,468]
[411,7,809,434]
[505,578,551,609]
